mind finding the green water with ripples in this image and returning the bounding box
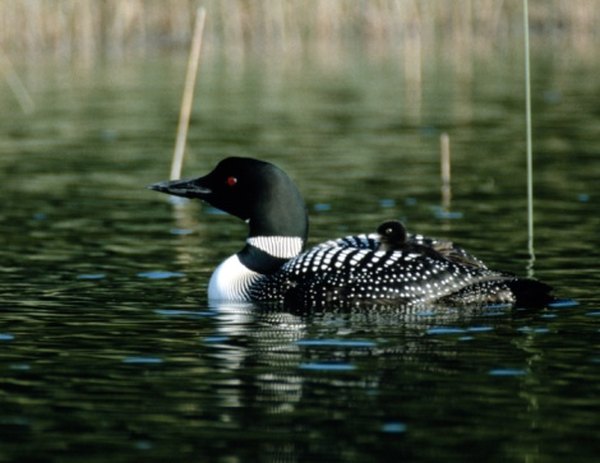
[0,54,598,462]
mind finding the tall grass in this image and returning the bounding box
[0,0,598,64]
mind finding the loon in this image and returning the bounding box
[150,157,553,308]
[376,220,408,251]
[377,220,489,269]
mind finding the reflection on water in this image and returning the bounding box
[0,54,598,462]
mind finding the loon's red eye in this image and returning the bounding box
[226,176,238,187]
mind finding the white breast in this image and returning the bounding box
[208,254,261,302]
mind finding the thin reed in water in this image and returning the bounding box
[0,49,34,113]
[171,7,206,181]
[440,132,451,210]
[523,0,535,273]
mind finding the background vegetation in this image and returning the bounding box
[1,0,598,65]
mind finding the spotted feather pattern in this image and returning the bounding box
[248,233,518,307]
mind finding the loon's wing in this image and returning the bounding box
[320,232,489,270]
[251,239,520,307]
[311,233,380,251]
[408,233,488,270]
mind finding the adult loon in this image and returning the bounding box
[150,157,553,308]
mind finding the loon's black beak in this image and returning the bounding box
[148,178,212,199]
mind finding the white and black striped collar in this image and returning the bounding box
[246,236,303,259]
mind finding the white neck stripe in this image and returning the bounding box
[247,236,303,259]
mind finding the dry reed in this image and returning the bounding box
[0,49,35,113]
[0,0,598,64]
[171,7,206,181]
[440,132,451,210]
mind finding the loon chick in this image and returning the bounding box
[377,220,489,270]
[377,220,408,251]
[150,157,553,308]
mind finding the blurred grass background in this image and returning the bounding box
[1,0,598,66]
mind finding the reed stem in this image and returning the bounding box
[170,7,206,181]
[523,0,535,273]
[0,49,35,114]
[440,132,451,209]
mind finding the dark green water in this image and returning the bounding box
[0,54,598,462]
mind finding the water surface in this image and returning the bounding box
[0,53,598,462]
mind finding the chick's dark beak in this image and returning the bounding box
[148,177,212,199]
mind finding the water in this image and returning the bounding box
[0,53,598,462]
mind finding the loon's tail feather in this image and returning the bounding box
[507,278,555,308]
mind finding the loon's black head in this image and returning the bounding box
[377,220,407,251]
[150,157,308,239]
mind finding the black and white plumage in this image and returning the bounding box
[150,157,553,308]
